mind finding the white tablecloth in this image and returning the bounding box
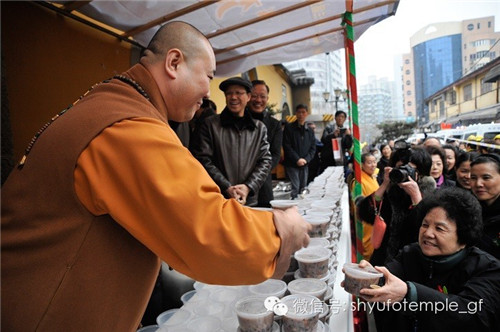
[164,167,354,332]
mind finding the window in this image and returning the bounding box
[477,23,480,29]
[406,90,412,96]
[464,43,467,49]
[463,84,472,101]
[467,23,474,31]
[481,78,493,94]
[405,59,410,64]
[450,90,457,105]
[405,69,410,75]
[406,80,411,85]
[488,21,492,28]
[407,101,412,106]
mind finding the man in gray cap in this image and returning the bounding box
[192,77,272,206]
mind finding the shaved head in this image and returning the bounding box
[143,21,210,65]
[139,21,216,123]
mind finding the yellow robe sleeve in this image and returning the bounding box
[74,117,281,285]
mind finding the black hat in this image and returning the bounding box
[219,77,252,93]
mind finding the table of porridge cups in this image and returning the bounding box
[145,167,354,332]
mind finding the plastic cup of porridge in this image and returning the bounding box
[287,278,328,301]
[270,200,299,210]
[303,215,330,238]
[307,237,331,249]
[249,279,288,299]
[235,296,274,332]
[343,263,383,296]
[281,294,321,332]
[294,247,331,278]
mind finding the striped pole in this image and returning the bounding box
[342,10,363,263]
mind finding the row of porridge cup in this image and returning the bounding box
[139,167,383,332]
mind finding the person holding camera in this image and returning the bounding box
[319,110,353,173]
[357,146,435,266]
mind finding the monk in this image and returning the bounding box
[1,21,310,331]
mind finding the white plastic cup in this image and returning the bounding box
[192,300,225,317]
[269,199,299,210]
[187,317,221,332]
[311,200,336,210]
[180,290,196,304]
[281,294,322,332]
[307,237,331,249]
[137,325,158,332]
[295,269,331,284]
[249,279,288,299]
[157,308,191,328]
[235,296,274,332]
[303,215,330,238]
[287,278,328,301]
[294,247,331,278]
[343,263,383,296]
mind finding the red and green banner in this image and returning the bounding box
[342,10,363,263]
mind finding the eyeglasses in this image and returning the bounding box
[225,91,247,97]
[251,94,267,99]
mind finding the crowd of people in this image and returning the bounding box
[348,134,500,331]
[354,135,499,262]
[2,19,499,332]
[1,22,312,331]
[171,76,353,206]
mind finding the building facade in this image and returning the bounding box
[402,16,499,127]
[425,56,499,130]
[284,51,344,116]
[358,76,395,143]
[402,53,417,121]
[462,16,500,75]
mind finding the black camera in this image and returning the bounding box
[389,164,416,183]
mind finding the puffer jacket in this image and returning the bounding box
[192,107,271,206]
[374,243,500,332]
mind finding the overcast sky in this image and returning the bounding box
[354,0,500,85]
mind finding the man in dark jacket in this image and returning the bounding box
[192,77,272,206]
[320,110,353,173]
[249,80,283,207]
[282,104,316,199]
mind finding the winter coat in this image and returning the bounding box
[374,243,500,332]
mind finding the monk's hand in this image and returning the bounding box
[271,207,311,279]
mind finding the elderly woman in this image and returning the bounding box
[470,153,500,259]
[426,146,456,189]
[357,147,436,266]
[352,188,500,332]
